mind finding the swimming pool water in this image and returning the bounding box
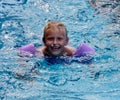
[0,0,120,100]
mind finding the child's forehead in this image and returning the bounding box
[46,28,66,36]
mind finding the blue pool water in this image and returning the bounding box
[0,0,120,100]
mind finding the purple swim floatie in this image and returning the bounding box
[73,43,95,63]
[17,43,37,56]
[17,43,95,63]
[73,43,95,57]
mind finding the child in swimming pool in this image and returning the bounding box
[36,21,76,57]
[18,21,95,64]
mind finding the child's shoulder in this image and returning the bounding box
[36,46,45,57]
[37,46,45,51]
[64,46,76,56]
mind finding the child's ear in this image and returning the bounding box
[65,37,69,45]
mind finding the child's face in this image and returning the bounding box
[43,28,68,56]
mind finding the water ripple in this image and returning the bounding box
[1,0,27,5]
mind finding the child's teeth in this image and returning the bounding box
[51,44,60,49]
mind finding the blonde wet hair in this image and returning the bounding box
[43,21,68,40]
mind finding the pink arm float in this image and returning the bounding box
[17,43,95,60]
[17,43,37,56]
[73,43,95,57]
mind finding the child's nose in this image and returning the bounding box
[53,38,58,44]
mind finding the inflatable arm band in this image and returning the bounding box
[73,43,95,57]
[17,43,37,55]
[17,43,95,58]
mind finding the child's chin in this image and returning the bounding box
[51,52,61,56]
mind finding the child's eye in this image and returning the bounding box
[57,37,63,40]
[47,37,54,41]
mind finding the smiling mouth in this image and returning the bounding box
[51,44,61,50]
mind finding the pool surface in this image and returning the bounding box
[0,0,120,100]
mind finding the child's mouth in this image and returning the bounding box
[51,44,61,50]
